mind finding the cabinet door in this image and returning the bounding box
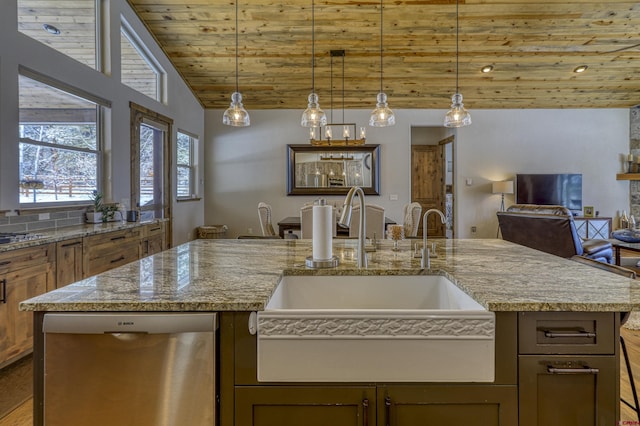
[587,219,611,239]
[0,262,53,367]
[380,385,517,425]
[519,355,617,426]
[235,386,374,426]
[574,218,588,239]
[56,238,83,287]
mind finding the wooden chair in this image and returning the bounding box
[257,202,277,237]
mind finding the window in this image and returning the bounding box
[121,18,165,101]
[176,131,198,199]
[18,0,97,69]
[19,73,104,205]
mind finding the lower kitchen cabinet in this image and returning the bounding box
[0,244,55,367]
[380,385,517,425]
[56,238,83,287]
[518,356,617,426]
[235,386,375,426]
[142,222,165,257]
[82,227,142,277]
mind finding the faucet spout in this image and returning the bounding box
[338,186,367,268]
[421,209,446,269]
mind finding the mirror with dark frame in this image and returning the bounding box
[286,144,380,196]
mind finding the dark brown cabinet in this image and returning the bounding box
[235,386,374,426]
[517,312,618,426]
[380,385,517,426]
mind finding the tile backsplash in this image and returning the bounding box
[0,209,86,234]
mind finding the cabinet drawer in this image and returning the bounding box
[84,228,142,249]
[84,240,140,277]
[518,312,615,355]
[0,244,54,275]
[144,222,164,237]
[518,355,617,426]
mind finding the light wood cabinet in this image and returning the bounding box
[142,222,165,258]
[56,238,83,287]
[83,228,142,277]
[0,244,55,368]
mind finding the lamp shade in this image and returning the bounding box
[492,180,514,195]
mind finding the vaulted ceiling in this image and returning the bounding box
[26,0,640,110]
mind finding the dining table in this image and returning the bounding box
[276,216,396,239]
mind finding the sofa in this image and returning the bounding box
[497,204,613,264]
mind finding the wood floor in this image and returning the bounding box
[3,328,640,425]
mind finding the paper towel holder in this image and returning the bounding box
[305,198,340,268]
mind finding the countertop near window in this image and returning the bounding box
[0,220,166,254]
[19,238,640,313]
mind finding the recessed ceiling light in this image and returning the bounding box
[573,65,588,73]
[481,65,494,73]
[42,24,60,35]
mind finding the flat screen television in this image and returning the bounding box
[516,173,583,213]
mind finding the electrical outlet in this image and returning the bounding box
[38,213,50,220]
[471,226,477,233]
[247,227,253,235]
[389,194,398,201]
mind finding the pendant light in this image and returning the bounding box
[222,0,250,127]
[369,0,395,127]
[444,0,471,128]
[301,0,327,128]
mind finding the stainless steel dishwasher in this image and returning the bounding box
[43,312,217,426]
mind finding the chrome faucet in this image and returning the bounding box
[338,186,367,268]
[421,209,446,269]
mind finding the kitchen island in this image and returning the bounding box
[20,238,640,425]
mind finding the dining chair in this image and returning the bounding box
[349,204,385,239]
[300,204,337,238]
[403,202,422,237]
[257,202,277,237]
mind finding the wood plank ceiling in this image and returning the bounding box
[25,0,640,109]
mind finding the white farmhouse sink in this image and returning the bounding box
[257,275,495,383]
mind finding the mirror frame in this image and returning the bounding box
[286,144,380,196]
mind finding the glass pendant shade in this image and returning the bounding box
[301,92,327,127]
[444,93,471,128]
[223,92,250,127]
[369,92,395,127]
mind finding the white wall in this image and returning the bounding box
[0,0,205,246]
[205,108,630,238]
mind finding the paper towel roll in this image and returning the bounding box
[312,204,333,260]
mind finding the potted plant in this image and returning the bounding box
[86,191,104,223]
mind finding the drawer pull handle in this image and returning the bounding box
[0,279,6,304]
[544,331,596,338]
[547,366,599,374]
[362,398,369,426]
[0,260,11,267]
[61,241,82,248]
[110,236,126,241]
[150,227,161,232]
[385,396,391,426]
[110,256,125,263]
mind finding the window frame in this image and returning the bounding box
[120,16,166,103]
[18,70,108,208]
[176,130,199,201]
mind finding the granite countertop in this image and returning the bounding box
[19,238,640,313]
[0,220,165,253]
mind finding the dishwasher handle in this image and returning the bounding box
[43,313,217,334]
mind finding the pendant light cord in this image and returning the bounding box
[342,53,345,122]
[379,0,384,94]
[330,52,333,122]
[235,0,239,93]
[311,0,315,93]
[455,0,459,94]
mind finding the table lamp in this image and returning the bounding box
[492,180,514,212]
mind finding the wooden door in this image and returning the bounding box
[411,145,444,237]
